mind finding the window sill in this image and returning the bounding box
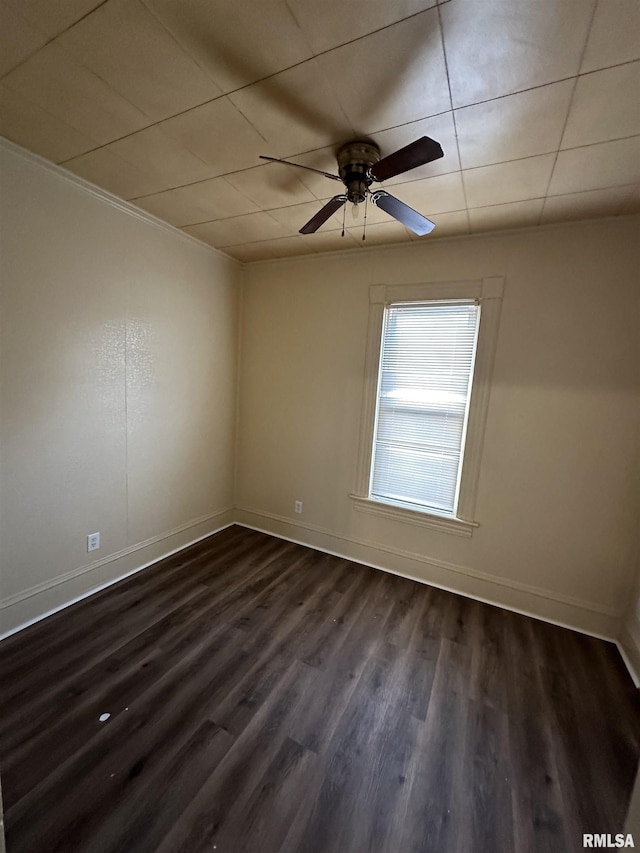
[349,495,478,538]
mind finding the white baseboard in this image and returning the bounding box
[0,508,234,640]
[3,505,635,689]
[234,507,622,644]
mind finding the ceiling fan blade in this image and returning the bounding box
[299,196,347,234]
[259,155,342,182]
[371,191,435,236]
[370,136,444,182]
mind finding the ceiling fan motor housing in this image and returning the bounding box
[337,141,381,203]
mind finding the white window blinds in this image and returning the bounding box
[370,300,480,515]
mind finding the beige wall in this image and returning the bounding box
[236,217,640,639]
[2,135,639,656]
[0,141,240,635]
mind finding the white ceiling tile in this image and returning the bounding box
[561,63,640,150]
[257,235,319,258]
[581,0,640,73]
[221,242,279,262]
[108,126,215,187]
[2,42,150,144]
[463,154,555,208]
[299,230,361,252]
[184,211,289,246]
[468,199,544,232]
[226,164,316,210]
[455,81,574,169]
[286,0,437,54]
[441,0,596,107]
[141,0,314,93]
[347,220,414,246]
[428,209,469,238]
[0,84,96,163]
[541,184,640,224]
[56,0,221,121]
[548,137,640,196]
[133,177,260,226]
[159,97,270,175]
[386,171,467,215]
[315,10,450,135]
[64,147,165,199]
[369,112,460,181]
[4,0,106,39]
[0,3,48,76]
[228,59,355,157]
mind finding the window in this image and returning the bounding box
[351,278,504,537]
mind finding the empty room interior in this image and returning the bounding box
[1,0,640,851]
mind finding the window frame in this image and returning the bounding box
[350,277,504,538]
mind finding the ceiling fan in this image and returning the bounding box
[260,136,444,237]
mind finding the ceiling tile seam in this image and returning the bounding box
[0,0,112,79]
[54,11,457,168]
[126,133,463,204]
[129,131,640,225]
[135,0,235,94]
[538,0,601,224]
[436,1,469,232]
[283,3,443,62]
[0,85,104,156]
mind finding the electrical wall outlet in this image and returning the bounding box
[87,532,100,552]
[294,500,303,514]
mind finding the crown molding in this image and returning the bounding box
[0,136,240,267]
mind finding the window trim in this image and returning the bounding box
[350,277,504,538]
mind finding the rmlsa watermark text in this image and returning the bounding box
[583,835,635,848]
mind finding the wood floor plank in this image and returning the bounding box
[1,526,638,853]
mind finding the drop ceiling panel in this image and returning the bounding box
[426,209,469,237]
[2,42,150,144]
[184,211,289,247]
[64,147,168,199]
[468,199,544,233]
[227,165,317,210]
[108,125,216,189]
[56,0,221,121]
[228,60,355,157]
[541,184,640,224]
[346,220,415,246]
[580,0,640,73]
[286,0,437,54]
[3,0,107,39]
[0,4,48,76]
[159,96,270,175]
[0,0,637,262]
[440,0,596,107]
[561,62,640,150]
[141,0,315,93]
[455,81,574,169]
[0,84,96,163]
[548,137,640,196]
[386,172,467,216]
[463,154,555,209]
[315,10,450,135]
[133,176,260,226]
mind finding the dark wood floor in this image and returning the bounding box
[1,525,638,853]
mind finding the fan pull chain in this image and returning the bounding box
[362,194,369,241]
[341,201,346,237]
